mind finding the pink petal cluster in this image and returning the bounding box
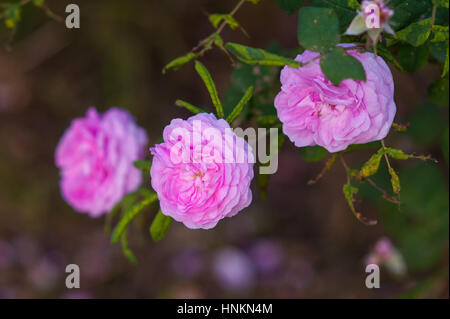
[150,113,254,229]
[55,107,148,217]
[274,45,396,152]
[361,0,394,28]
[365,237,406,276]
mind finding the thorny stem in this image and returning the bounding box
[380,140,392,171]
[340,155,378,225]
[340,155,351,183]
[1,0,63,50]
[42,3,64,23]
[217,0,246,35]
[366,178,400,204]
[308,153,339,185]
[0,0,62,21]
[0,1,31,50]
[380,139,401,206]
[192,0,246,56]
[340,149,399,205]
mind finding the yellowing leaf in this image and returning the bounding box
[359,148,384,178]
[343,182,377,225]
[384,147,434,161]
[209,14,240,30]
[388,167,401,194]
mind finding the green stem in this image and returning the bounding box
[431,4,437,26]
[192,0,246,54]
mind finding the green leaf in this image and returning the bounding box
[194,61,224,118]
[376,44,404,72]
[246,0,261,3]
[429,77,449,107]
[4,5,21,29]
[175,99,208,114]
[297,7,340,52]
[398,277,440,299]
[358,149,384,178]
[432,0,449,8]
[382,163,449,271]
[396,19,432,47]
[225,42,301,68]
[320,47,366,86]
[300,145,328,162]
[431,25,449,42]
[406,101,445,144]
[347,0,359,9]
[442,126,449,165]
[162,52,197,74]
[312,0,359,32]
[150,210,172,242]
[213,34,225,49]
[342,141,380,153]
[226,86,254,124]
[209,14,240,30]
[276,0,304,14]
[105,191,137,235]
[397,44,429,73]
[429,42,447,62]
[222,58,279,117]
[257,115,280,127]
[133,160,152,172]
[111,192,158,243]
[121,229,137,265]
[389,0,432,31]
[33,0,45,7]
[443,45,449,77]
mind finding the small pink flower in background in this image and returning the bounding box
[55,107,148,217]
[171,248,205,279]
[213,248,256,293]
[365,237,406,277]
[150,113,254,229]
[345,0,394,44]
[248,240,284,275]
[274,45,396,153]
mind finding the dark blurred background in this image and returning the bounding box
[0,0,448,298]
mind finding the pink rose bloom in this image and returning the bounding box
[274,45,396,152]
[55,107,148,217]
[150,113,254,229]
